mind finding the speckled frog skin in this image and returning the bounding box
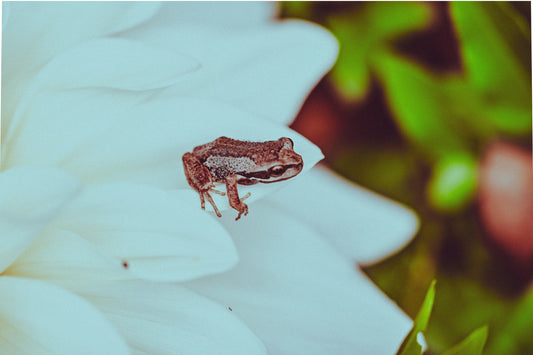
[182,137,303,220]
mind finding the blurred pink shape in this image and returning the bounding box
[479,142,533,266]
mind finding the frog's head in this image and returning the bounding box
[237,137,303,185]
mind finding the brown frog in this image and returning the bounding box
[182,137,303,220]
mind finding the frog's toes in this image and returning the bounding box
[203,191,222,217]
[234,203,249,221]
[210,188,226,196]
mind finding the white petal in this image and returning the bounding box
[147,2,276,27]
[51,183,238,282]
[34,38,199,92]
[3,2,160,77]
[0,277,129,354]
[2,2,160,122]
[64,280,267,355]
[5,92,322,213]
[2,2,10,30]
[3,38,199,141]
[6,229,130,282]
[268,165,420,264]
[122,19,338,124]
[186,202,412,355]
[0,166,80,273]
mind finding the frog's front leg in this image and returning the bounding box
[225,175,251,220]
[182,152,226,217]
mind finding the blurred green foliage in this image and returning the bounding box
[450,2,531,136]
[397,280,436,355]
[426,153,477,213]
[397,281,488,355]
[326,2,432,100]
[281,2,532,354]
[485,285,533,353]
[442,325,488,355]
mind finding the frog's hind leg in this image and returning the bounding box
[183,152,224,217]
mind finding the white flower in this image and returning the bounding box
[0,166,265,354]
[1,2,418,354]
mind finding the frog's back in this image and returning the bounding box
[192,137,283,181]
[192,137,281,160]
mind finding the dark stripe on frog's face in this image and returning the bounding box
[237,163,303,184]
[238,170,271,180]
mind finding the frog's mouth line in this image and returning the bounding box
[238,163,303,184]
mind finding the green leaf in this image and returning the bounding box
[483,103,533,136]
[427,153,478,213]
[327,2,432,101]
[396,280,436,355]
[377,2,532,155]
[375,54,475,159]
[442,326,489,355]
[423,275,508,354]
[450,2,532,135]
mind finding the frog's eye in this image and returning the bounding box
[280,137,294,149]
[269,165,286,177]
